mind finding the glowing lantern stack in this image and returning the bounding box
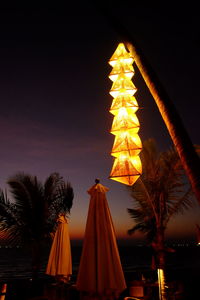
[109,43,142,186]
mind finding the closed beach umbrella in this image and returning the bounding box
[76,179,126,299]
[46,214,72,283]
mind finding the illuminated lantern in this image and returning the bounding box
[109,43,142,186]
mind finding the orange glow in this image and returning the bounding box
[109,74,137,98]
[109,43,134,67]
[110,95,138,115]
[108,43,142,186]
[109,61,134,81]
[111,132,142,157]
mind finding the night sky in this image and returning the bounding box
[0,2,200,243]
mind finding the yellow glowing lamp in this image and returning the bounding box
[110,154,141,186]
[110,95,139,115]
[110,74,137,98]
[111,132,142,157]
[109,43,134,67]
[111,109,140,133]
[108,43,142,186]
[109,61,134,81]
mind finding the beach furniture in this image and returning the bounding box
[76,180,126,299]
[46,214,72,283]
[128,280,144,299]
[129,286,144,298]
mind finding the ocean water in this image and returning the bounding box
[0,244,199,282]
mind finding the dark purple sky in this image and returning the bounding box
[0,2,199,241]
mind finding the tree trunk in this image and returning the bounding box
[31,241,41,280]
[152,226,168,300]
[127,43,200,205]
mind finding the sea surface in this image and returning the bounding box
[0,244,199,282]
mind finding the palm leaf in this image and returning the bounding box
[44,172,63,206]
[127,138,195,244]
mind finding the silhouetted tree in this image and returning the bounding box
[0,172,74,278]
[127,139,194,300]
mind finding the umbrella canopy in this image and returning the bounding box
[76,180,126,299]
[46,214,72,283]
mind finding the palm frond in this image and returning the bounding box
[127,209,156,243]
[5,172,74,246]
[165,187,194,225]
[62,182,74,213]
[44,172,64,205]
[49,181,74,219]
[127,223,145,235]
[7,172,33,210]
[127,138,196,245]
[0,189,24,245]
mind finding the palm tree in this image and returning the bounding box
[0,172,74,278]
[127,139,194,300]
